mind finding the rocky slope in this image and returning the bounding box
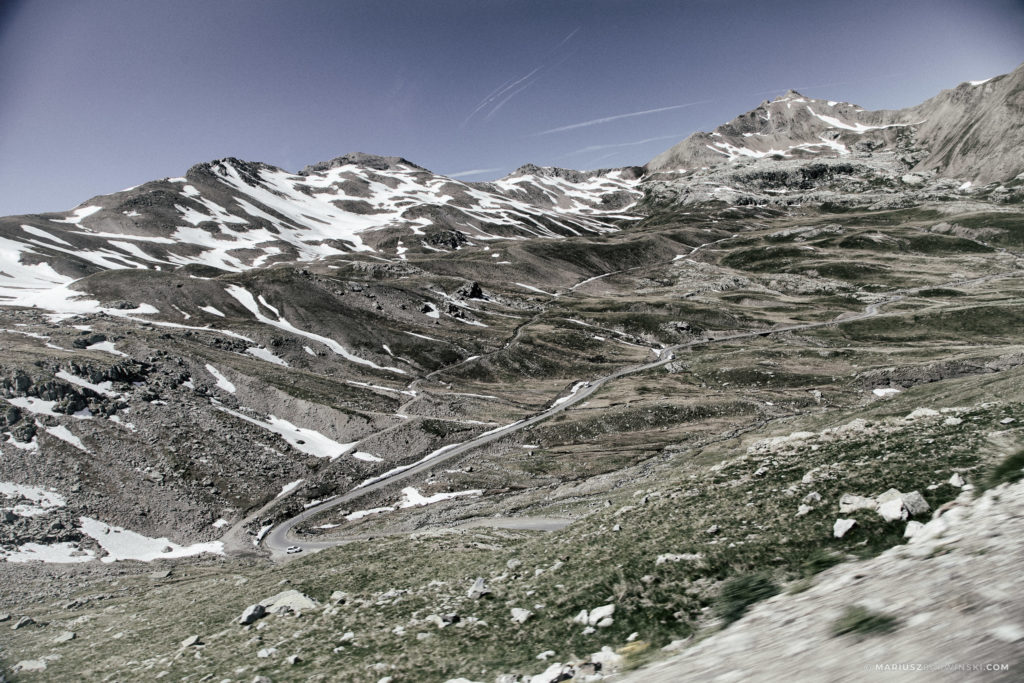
[624,478,1024,682]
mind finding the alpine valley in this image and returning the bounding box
[2,64,1024,682]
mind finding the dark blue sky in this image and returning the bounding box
[1,0,1021,215]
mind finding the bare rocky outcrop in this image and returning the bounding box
[623,480,1024,682]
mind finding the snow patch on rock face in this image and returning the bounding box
[225,284,405,374]
[276,478,304,498]
[215,405,356,460]
[398,486,483,507]
[246,346,289,366]
[205,364,236,393]
[0,482,66,516]
[1,542,95,564]
[44,425,88,452]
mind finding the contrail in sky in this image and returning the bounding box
[559,133,686,158]
[447,167,504,178]
[462,27,581,128]
[534,100,713,136]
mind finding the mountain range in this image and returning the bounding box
[1,63,1023,682]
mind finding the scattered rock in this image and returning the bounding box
[14,659,47,673]
[53,630,76,643]
[181,634,203,648]
[506,559,522,571]
[286,654,301,665]
[802,491,822,506]
[467,577,490,600]
[796,504,813,517]
[11,616,35,630]
[330,590,348,605]
[588,604,615,626]
[656,552,704,565]
[261,589,319,615]
[877,498,908,522]
[833,518,857,538]
[839,494,876,514]
[949,473,965,488]
[706,524,720,535]
[239,603,266,626]
[510,608,533,624]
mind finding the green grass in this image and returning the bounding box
[831,605,900,637]
[979,449,1024,494]
[713,573,779,625]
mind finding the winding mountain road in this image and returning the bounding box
[261,268,1024,557]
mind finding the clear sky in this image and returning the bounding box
[0,0,1021,215]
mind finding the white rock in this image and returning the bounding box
[536,650,555,660]
[833,518,857,538]
[656,552,704,565]
[257,647,277,658]
[944,417,963,426]
[796,504,812,517]
[596,617,614,628]
[990,624,1024,643]
[839,494,876,514]
[949,473,965,487]
[181,634,202,648]
[903,521,925,538]
[590,646,625,672]
[1000,417,1015,424]
[239,603,266,625]
[510,608,533,624]
[802,491,822,505]
[588,604,615,625]
[14,659,47,672]
[877,498,908,522]
[261,589,319,615]
[572,609,589,625]
[901,491,931,517]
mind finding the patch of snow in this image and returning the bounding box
[1,542,95,564]
[398,487,482,507]
[50,205,102,225]
[215,406,356,460]
[85,340,127,356]
[79,517,224,562]
[276,479,304,498]
[352,451,383,462]
[423,302,440,319]
[0,482,66,517]
[873,387,901,398]
[345,506,395,521]
[7,396,91,419]
[55,370,118,397]
[44,425,88,452]
[515,283,554,296]
[199,305,225,317]
[205,364,236,393]
[246,347,289,366]
[553,381,588,407]
[225,285,405,374]
[212,518,230,529]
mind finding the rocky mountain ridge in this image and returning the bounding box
[647,62,1024,186]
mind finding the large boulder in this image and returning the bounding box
[261,589,319,615]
